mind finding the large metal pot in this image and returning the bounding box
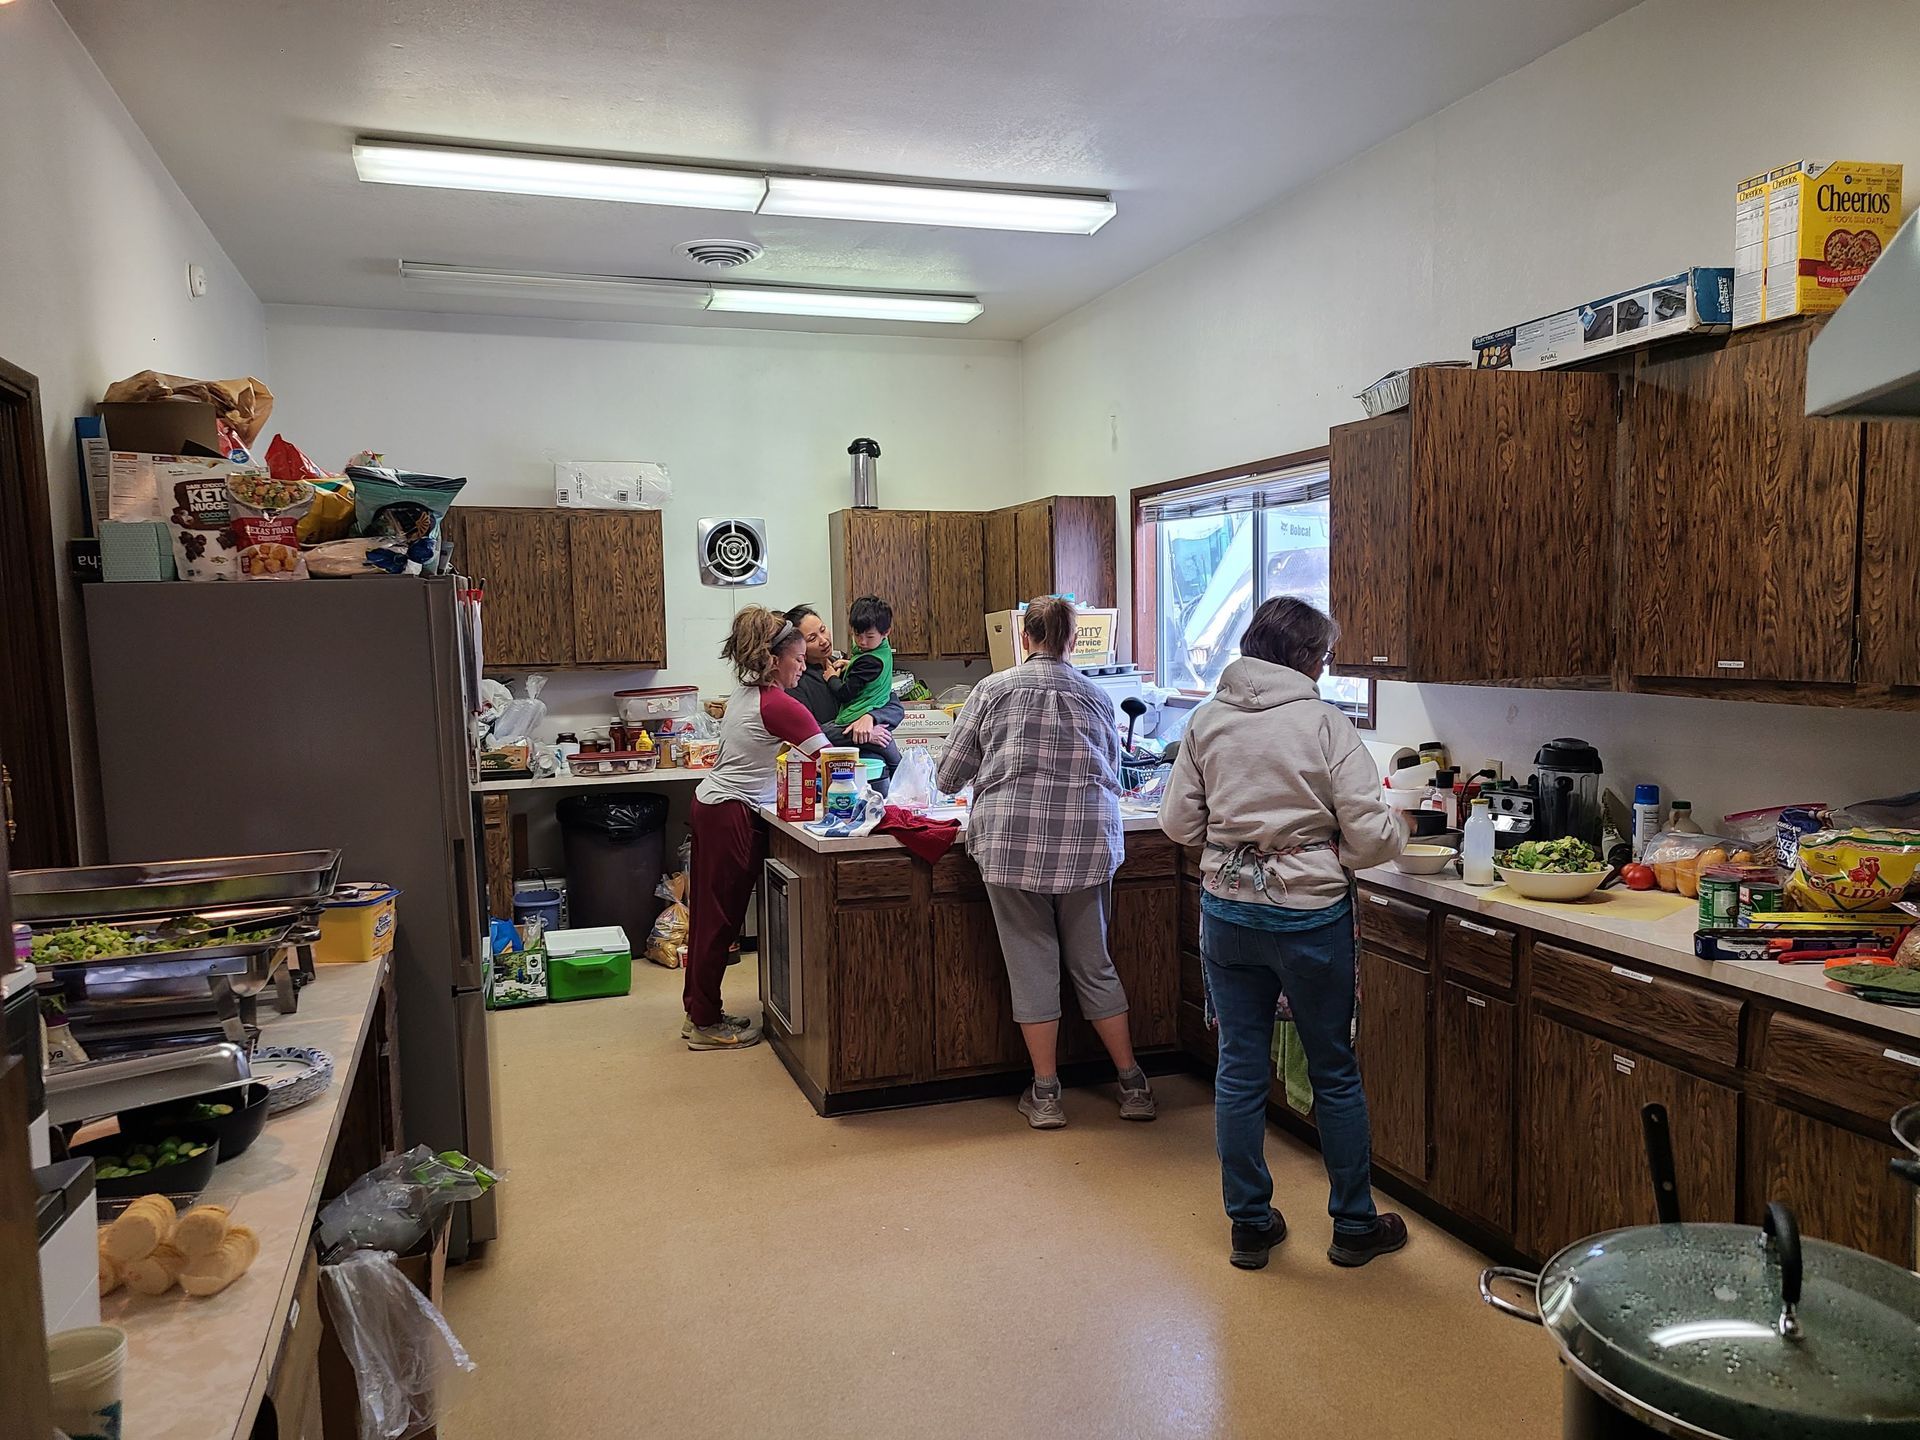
[1890,1103,1920,1271]
[1482,1106,1920,1439]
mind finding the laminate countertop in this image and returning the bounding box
[1353,864,1920,1044]
[102,956,389,1440]
[758,804,1170,855]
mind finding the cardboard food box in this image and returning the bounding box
[1472,268,1732,371]
[1734,161,1903,328]
[986,607,1119,672]
[97,400,221,458]
[98,521,176,582]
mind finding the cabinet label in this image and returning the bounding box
[1368,894,1392,907]
[1885,1048,1920,1070]
[1466,994,1488,1009]
[1610,965,1654,984]
[1716,659,1746,670]
[1371,655,1390,664]
[1612,1053,1636,1074]
[1458,920,1500,937]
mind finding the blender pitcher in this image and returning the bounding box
[1532,738,1604,851]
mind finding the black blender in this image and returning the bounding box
[1531,738,1604,851]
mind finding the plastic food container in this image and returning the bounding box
[615,686,700,726]
[566,751,660,777]
[315,883,400,963]
[543,925,634,1003]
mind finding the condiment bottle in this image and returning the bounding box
[1668,801,1702,836]
[554,731,581,759]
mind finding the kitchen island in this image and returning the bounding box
[105,954,401,1440]
[758,810,1182,1114]
[1179,861,1920,1273]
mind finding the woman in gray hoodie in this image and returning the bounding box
[1159,597,1408,1271]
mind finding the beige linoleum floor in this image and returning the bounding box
[444,963,1560,1440]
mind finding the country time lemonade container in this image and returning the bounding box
[314,883,400,964]
[1734,161,1903,328]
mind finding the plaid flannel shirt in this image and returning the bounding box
[937,658,1123,894]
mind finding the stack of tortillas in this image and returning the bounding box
[98,1196,259,1299]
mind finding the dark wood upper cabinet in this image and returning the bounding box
[1861,423,1920,689]
[1329,413,1410,672]
[441,507,574,668]
[830,509,932,657]
[568,510,667,667]
[832,497,1114,662]
[444,507,667,670]
[1626,321,1862,684]
[927,511,988,658]
[983,509,1018,614]
[1331,368,1615,684]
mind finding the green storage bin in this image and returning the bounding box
[543,925,633,1003]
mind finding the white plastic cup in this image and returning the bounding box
[48,1325,127,1440]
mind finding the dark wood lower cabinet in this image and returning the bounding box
[930,897,1024,1073]
[1112,881,1180,1049]
[1357,945,1429,1181]
[830,903,927,1086]
[1748,1099,1913,1267]
[1431,980,1514,1233]
[1524,1016,1738,1258]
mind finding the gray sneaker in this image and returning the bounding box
[682,1017,763,1051]
[1117,1072,1157,1121]
[1018,1082,1067,1129]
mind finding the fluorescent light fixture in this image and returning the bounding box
[397,261,712,308]
[708,285,983,324]
[761,175,1116,234]
[356,140,766,212]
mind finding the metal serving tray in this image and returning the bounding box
[12,850,341,922]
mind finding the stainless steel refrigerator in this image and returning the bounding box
[83,577,499,1255]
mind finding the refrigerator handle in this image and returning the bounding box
[451,832,478,976]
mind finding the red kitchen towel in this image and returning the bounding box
[877,806,961,864]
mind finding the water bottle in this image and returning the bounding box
[1463,798,1497,887]
[1632,783,1662,860]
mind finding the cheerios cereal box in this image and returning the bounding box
[1734,161,1903,328]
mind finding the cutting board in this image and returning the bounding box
[1484,886,1695,923]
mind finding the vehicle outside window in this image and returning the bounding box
[1143,464,1370,721]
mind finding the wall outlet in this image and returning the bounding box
[187,264,208,298]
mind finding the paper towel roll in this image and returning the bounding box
[1365,740,1420,779]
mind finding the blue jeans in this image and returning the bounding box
[1203,909,1378,1235]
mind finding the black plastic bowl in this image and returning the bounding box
[126,1081,271,1162]
[72,1123,221,1201]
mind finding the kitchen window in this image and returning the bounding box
[1132,452,1374,725]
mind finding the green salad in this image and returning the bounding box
[1497,837,1602,873]
[30,922,280,965]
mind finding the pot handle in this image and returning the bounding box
[1762,1202,1803,1340]
[1891,1157,1920,1189]
[1478,1266,1544,1326]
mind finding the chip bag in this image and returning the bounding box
[300,478,357,544]
[348,466,466,571]
[1786,828,1920,912]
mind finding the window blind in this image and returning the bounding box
[1137,461,1329,523]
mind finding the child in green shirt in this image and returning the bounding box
[827,595,902,779]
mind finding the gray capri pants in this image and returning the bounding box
[984,882,1130,1025]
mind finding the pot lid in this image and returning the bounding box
[1534,737,1603,773]
[1540,1211,1920,1438]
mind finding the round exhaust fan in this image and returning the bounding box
[678,239,764,269]
[698,518,768,588]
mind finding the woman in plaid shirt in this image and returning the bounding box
[938,597,1156,1129]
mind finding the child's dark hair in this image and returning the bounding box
[849,595,893,635]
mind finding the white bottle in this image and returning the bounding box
[1632,784,1662,861]
[1462,798,1497,887]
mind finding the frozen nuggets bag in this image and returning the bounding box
[232,515,308,579]
[1786,828,1920,912]
[167,468,242,580]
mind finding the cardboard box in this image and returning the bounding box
[986,607,1120,672]
[98,521,176,582]
[1473,268,1732,370]
[106,451,240,524]
[1735,161,1902,328]
[74,416,110,533]
[97,400,220,457]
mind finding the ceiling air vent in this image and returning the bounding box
[678,239,764,269]
[697,518,768,588]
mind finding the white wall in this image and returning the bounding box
[0,0,267,856]
[264,307,1024,734]
[1021,0,1920,825]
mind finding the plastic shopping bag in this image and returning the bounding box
[888,748,938,812]
[321,1250,475,1440]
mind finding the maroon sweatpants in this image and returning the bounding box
[683,797,766,1028]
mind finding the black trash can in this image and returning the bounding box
[556,793,671,948]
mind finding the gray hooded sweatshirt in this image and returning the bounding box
[1159,657,1406,910]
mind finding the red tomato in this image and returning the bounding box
[1621,863,1657,891]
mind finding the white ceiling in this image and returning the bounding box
[58,0,1638,340]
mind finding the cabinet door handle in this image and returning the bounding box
[1456,920,1500,938]
[1610,964,1654,985]
[1466,994,1488,1009]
